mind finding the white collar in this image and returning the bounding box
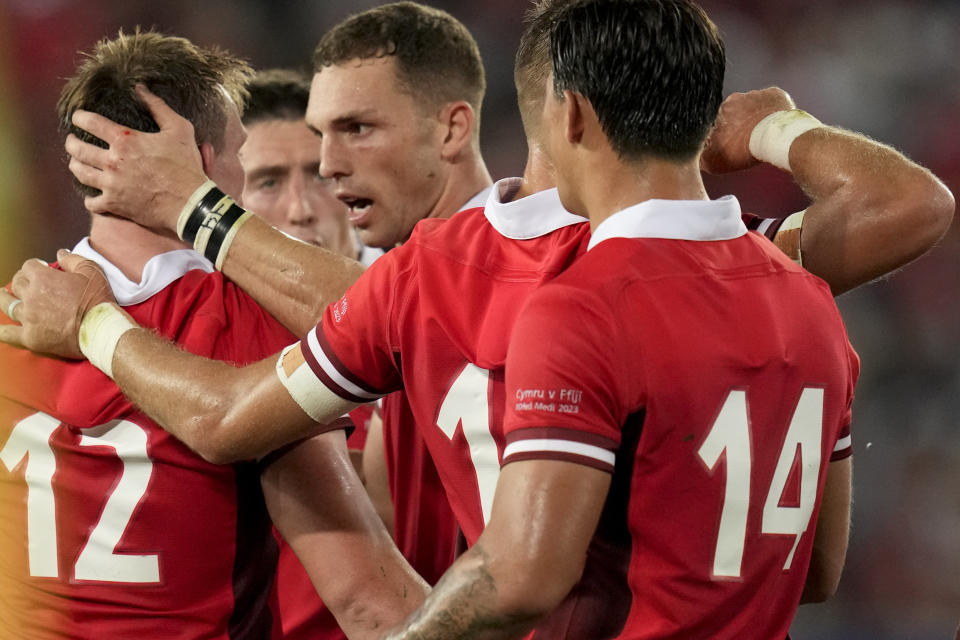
[482,177,587,240]
[587,195,746,251]
[72,238,214,307]
[458,185,493,213]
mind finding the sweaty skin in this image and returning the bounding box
[0,85,952,637]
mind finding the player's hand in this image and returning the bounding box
[0,251,115,359]
[64,84,208,234]
[701,87,797,174]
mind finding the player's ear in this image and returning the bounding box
[563,89,586,146]
[198,141,217,176]
[438,100,475,161]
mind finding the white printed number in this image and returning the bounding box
[437,364,499,525]
[697,388,823,578]
[0,413,159,583]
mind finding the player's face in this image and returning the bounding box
[207,100,247,203]
[307,57,447,248]
[239,118,356,257]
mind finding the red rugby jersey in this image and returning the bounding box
[502,197,858,639]
[0,244,318,639]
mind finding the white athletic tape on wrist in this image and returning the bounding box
[177,179,218,240]
[176,180,252,269]
[78,302,138,380]
[275,343,353,423]
[213,210,253,270]
[749,110,823,172]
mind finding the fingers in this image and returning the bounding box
[71,110,132,147]
[0,288,19,322]
[65,134,112,170]
[0,324,26,350]
[135,84,184,130]
[66,146,105,177]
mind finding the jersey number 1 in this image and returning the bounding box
[437,363,499,525]
[697,388,824,579]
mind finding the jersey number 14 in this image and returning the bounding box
[698,388,824,579]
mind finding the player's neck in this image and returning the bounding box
[88,214,190,283]
[429,151,492,220]
[578,155,709,230]
[514,145,556,202]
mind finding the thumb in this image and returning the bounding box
[56,249,95,274]
[0,323,26,350]
[135,83,182,130]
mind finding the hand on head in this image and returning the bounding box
[700,87,796,175]
[0,251,115,359]
[65,84,209,233]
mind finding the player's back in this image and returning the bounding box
[313,179,591,542]
[504,199,858,638]
[0,246,293,639]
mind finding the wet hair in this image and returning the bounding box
[549,0,725,161]
[514,0,570,141]
[312,2,485,116]
[57,28,252,197]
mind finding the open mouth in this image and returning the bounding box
[340,195,374,221]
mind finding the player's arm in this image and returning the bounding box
[800,456,852,603]
[362,410,396,533]
[382,459,610,640]
[261,431,429,639]
[702,87,955,295]
[0,253,356,463]
[64,85,362,335]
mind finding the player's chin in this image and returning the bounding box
[355,220,401,249]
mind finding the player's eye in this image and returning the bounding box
[257,178,278,190]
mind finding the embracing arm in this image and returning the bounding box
[801,456,852,603]
[362,411,397,533]
[0,253,356,463]
[64,86,363,335]
[703,87,955,295]
[262,431,429,638]
[382,460,610,640]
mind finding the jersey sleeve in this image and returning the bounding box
[502,282,627,474]
[742,210,804,263]
[830,340,861,461]
[296,248,408,404]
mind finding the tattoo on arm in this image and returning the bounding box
[390,543,538,640]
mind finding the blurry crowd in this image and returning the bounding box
[0,0,957,637]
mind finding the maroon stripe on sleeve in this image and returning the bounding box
[502,450,615,473]
[316,327,390,396]
[298,335,371,404]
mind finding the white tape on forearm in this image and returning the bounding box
[78,302,139,379]
[275,343,354,423]
[749,110,823,172]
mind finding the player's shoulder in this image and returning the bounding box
[409,207,491,251]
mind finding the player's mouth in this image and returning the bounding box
[339,195,374,225]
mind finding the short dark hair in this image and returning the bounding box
[515,0,569,141]
[57,28,253,198]
[550,0,725,161]
[312,2,485,115]
[242,68,312,127]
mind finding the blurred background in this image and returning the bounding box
[0,0,957,637]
